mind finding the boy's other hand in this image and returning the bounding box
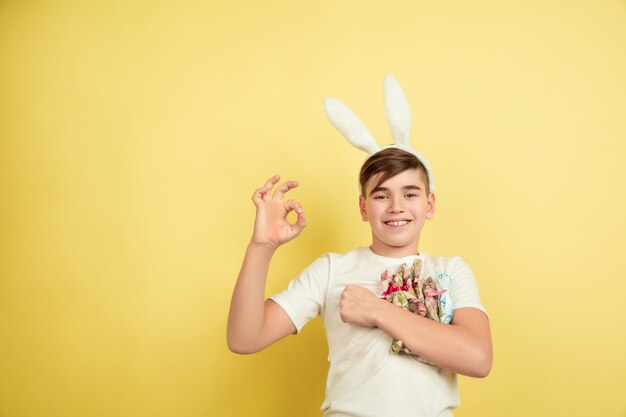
[340,285,384,327]
[251,175,306,249]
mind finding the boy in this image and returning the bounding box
[227,78,492,417]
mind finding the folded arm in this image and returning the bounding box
[340,285,492,377]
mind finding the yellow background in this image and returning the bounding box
[1,1,625,416]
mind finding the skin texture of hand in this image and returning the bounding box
[339,285,386,327]
[251,175,306,248]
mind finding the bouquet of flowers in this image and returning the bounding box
[380,259,453,361]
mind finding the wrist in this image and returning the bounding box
[248,240,279,254]
[372,297,390,327]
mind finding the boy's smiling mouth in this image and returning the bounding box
[384,220,411,227]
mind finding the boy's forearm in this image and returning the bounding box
[227,242,276,352]
[373,302,492,377]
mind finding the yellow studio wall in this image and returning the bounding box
[1,1,625,416]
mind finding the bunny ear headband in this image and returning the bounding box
[324,75,435,193]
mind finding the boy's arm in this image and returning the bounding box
[227,243,296,354]
[340,285,492,377]
[227,175,305,354]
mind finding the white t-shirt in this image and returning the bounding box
[269,247,487,417]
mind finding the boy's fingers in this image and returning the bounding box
[273,181,299,200]
[283,199,304,215]
[262,175,281,200]
[252,187,264,205]
[293,209,306,234]
[252,175,280,204]
[263,175,281,189]
[284,199,306,235]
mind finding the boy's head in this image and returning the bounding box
[359,148,430,198]
[324,75,437,256]
[358,147,435,257]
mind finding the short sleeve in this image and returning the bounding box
[268,254,330,334]
[448,257,488,316]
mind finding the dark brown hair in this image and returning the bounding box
[359,148,430,197]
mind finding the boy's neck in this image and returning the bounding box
[369,244,420,258]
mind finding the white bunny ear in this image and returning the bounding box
[324,97,380,155]
[383,75,412,146]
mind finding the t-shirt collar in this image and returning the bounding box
[363,246,426,264]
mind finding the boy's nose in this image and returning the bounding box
[388,196,405,213]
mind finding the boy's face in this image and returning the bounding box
[359,168,435,258]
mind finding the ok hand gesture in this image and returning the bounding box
[251,175,306,249]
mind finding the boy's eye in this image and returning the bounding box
[373,195,388,200]
[405,193,418,198]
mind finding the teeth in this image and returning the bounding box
[385,220,409,227]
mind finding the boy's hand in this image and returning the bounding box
[251,175,306,249]
[340,285,385,327]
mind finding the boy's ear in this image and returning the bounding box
[359,195,368,221]
[426,193,436,220]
